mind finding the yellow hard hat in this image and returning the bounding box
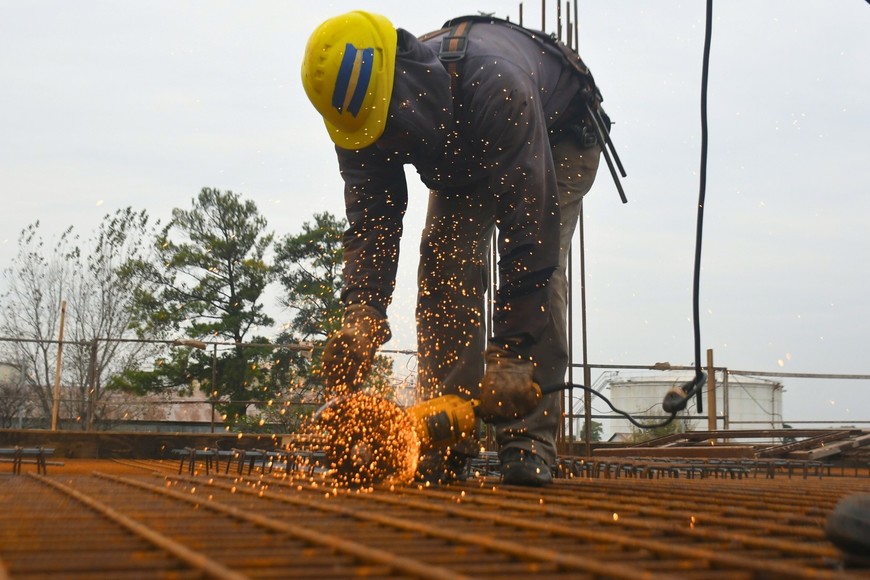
[301,11,398,150]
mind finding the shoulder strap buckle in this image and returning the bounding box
[438,20,473,63]
[439,35,468,62]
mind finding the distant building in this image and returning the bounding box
[0,362,22,383]
[0,362,26,429]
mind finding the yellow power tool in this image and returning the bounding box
[406,394,480,453]
[311,381,552,485]
[311,392,483,486]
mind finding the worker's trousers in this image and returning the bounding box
[416,137,601,465]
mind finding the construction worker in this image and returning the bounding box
[303,11,606,486]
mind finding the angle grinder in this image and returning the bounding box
[310,391,490,486]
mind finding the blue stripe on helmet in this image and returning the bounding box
[346,47,373,117]
[332,44,374,118]
[332,44,357,114]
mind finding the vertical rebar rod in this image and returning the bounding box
[574,5,589,452]
[211,343,217,433]
[574,0,579,50]
[566,2,572,48]
[50,300,67,431]
[566,237,574,448]
[85,338,99,431]
[580,206,592,456]
[723,372,730,430]
[707,349,716,431]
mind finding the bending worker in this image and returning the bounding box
[302,11,607,486]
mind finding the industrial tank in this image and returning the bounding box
[605,372,784,441]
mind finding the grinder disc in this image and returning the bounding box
[313,392,420,487]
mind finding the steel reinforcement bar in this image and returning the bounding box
[173,468,866,579]
[1,463,866,579]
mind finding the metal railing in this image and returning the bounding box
[2,334,868,448]
[561,361,870,453]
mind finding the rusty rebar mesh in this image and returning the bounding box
[0,458,868,579]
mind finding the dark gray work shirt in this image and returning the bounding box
[336,19,593,344]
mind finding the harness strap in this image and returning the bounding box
[419,16,627,201]
[437,20,473,120]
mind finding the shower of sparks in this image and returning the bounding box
[303,391,420,488]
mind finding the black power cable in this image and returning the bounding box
[659,0,714,415]
[544,383,678,429]
[549,0,717,429]
[693,0,715,408]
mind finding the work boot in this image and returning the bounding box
[499,448,553,486]
[415,449,471,485]
[826,493,870,567]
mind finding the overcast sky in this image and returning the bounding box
[1,1,868,427]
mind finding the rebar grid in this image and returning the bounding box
[0,461,866,579]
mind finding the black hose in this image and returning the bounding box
[540,2,716,429]
[501,3,717,431]
[543,382,677,429]
[687,0,714,412]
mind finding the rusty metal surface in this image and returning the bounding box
[1,458,868,579]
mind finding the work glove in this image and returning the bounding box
[321,304,391,395]
[478,344,542,423]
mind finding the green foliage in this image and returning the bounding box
[122,188,276,422]
[106,347,201,397]
[629,412,691,443]
[2,192,400,432]
[579,420,604,442]
[274,212,345,340]
[274,211,395,403]
[240,341,320,433]
[130,188,274,341]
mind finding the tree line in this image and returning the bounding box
[0,188,393,431]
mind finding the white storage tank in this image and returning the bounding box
[606,372,784,442]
